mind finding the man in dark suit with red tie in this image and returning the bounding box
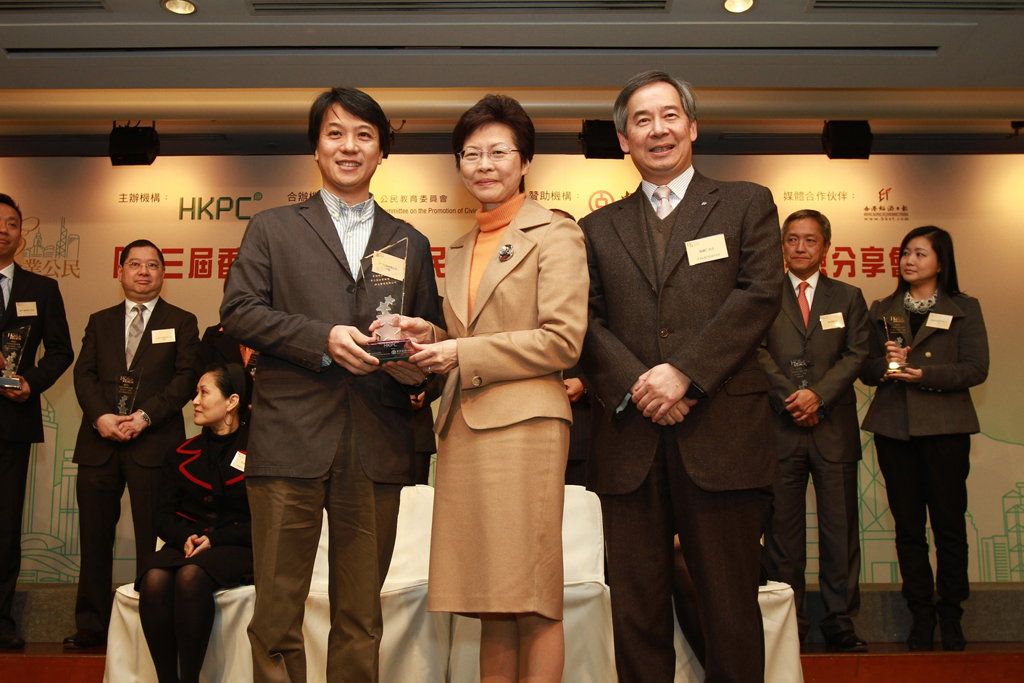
[64,239,200,649]
[580,71,782,682]
[757,209,870,651]
[0,193,74,650]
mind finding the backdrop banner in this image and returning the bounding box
[1,153,1021,585]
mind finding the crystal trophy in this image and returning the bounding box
[789,358,813,390]
[115,370,141,416]
[0,324,30,390]
[882,313,912,374]
[360,238,411,362]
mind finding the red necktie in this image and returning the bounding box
[797,281,811,328]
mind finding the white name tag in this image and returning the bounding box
[925,312,953,330]
[685,234,729,265]
[819,312,845,330]
[151,328,176,344]
[230,451,246,472]
[15,301,38,317]
[372,251,406,281]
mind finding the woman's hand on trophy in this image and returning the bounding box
[409,339,458,375]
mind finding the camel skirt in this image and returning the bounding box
[427,403,568,620]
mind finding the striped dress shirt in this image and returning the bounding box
[320,188,376,280]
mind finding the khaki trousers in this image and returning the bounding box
[246,436,401,683]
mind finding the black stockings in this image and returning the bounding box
[138,564,218,683]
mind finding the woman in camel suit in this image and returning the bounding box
[380,94,587,682]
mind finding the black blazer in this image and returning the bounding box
[860,291,988,440]
[156,426,251,549]
[72,297,201,467]
[1,264,73,443]
[757,275,870,463]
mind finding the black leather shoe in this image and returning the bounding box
[62,629,106,650]
[0,634,25,650]
[940,618,966,651]
[825,630,869,653]
[907,617,936,651]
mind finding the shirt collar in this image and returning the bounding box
[0,262,14,281]
[125,297,158,315]
[640,166,695,205]
[788,270,821,291]
[320,187,375,221]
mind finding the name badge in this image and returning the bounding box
[230,451,246,472]
[685,234,729,265]
[151,328,176,344]
[371,250,406,281]
[15,301,38,317]
[819,312,845,330]
[925,312,953,330]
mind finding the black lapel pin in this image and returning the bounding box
[497,244,514,262]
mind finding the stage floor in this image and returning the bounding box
[3,642,1023,683]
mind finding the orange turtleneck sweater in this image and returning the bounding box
[467,192,527,315]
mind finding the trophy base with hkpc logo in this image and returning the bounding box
[361,238,411,363]
[0,324,30,390]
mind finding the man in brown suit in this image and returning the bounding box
[221,87,441,683]
[757,209,870,651]
[580,71,782,682]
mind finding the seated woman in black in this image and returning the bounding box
[136,363,252,683]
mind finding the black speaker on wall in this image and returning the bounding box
[109,123,160,166]
[580,120,624,159]
[822,120,873,159]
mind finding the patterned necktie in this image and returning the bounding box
[654,185,673,219]
[125,304,145,367]
[797,281,811,328]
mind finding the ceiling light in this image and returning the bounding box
[162,0,197,15]
[723,0,754,13]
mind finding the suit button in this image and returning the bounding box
[346,284,355,294]
[472,376,483,387]
[659,327,670,338]
[924,351,932,358]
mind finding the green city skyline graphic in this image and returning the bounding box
[18,390,1024,585]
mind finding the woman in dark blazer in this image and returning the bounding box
[136,364,251,683]
[860,226,988,652]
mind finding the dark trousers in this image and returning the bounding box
[74,453,163,633]
[601,435,771,683]
[246,433,402,683]
[765,434,861,640]
[875,433,971,621]
[0,441,31,638]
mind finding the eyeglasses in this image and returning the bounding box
[124,260,163,271]
[457,147,520,165]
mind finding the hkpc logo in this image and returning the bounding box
[178,192,264,221]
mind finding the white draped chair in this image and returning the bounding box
[104,484,801,683]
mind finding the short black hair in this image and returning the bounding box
[894,225,961,296]
[452,94,536,192]
[0,193,22,222]
[120,239,165,267]
[783,209,832,244]
[202,363,251,422]
[307,87,392,157]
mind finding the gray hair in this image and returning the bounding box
[613,71,698,133]
[783,209,832,244]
